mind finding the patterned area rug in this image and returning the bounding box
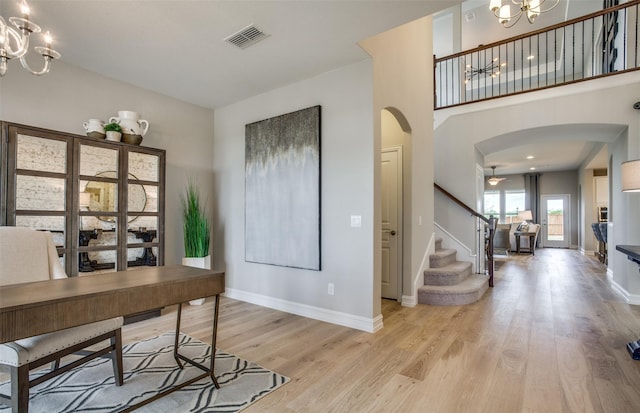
[0,333,289,412]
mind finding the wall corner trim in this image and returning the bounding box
[224,288,383,333]
[608,269,640,305]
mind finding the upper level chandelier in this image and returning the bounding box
[490,0,560,28]
[0,0,61,76]
[465,57,506,84]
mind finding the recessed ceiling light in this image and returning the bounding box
[530,167,536,170]
[526,155,535,159]
[527,55,535,60]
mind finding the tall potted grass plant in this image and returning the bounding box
[181,179,210,305]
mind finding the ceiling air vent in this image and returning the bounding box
[224,24,270,49]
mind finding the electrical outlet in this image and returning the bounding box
[328,283,335,295]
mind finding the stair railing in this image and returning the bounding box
[434,183,497,287]
[435,0,640,109]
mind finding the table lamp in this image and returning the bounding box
[622,159,640,192]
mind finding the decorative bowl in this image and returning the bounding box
[87,131,106,139]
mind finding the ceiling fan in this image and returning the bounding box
[487,166,507,186]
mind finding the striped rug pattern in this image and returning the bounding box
[0,333,289,412]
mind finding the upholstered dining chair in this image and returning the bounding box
[0,226,124,412]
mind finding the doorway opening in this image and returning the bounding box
[541,194,571,248]
[381,108,411,301]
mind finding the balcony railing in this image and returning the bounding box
[435,1,640,109]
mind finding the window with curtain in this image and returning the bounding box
[505,190,525,223]
[484,191,500,220]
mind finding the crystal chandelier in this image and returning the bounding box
[489,0,560,28]
[0,0,61,76]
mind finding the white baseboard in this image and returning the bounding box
[608,269,640,305]
[402,233,434,308]
[224,287,383,333]
[401,294,417,307]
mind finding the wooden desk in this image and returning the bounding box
[514,231,537,255]
[0,265,225,410]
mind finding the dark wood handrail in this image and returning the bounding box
[434,183,490,224]
[434,182,496,287]
[434,0,640,63]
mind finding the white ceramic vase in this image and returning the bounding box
[109,110,150,137]
[182,255,211,305]
[83,119,105,139]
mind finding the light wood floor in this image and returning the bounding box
[112,249,640,411]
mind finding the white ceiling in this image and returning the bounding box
[1,0,461,110]
[1,0,625,178]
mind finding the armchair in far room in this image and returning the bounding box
[0,226,124,413]
[493,224,511,256]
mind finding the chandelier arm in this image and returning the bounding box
[492,8,523,20]
[18,53,52,76]
[536,0,561,13]
[502,12,524,28]
[1,24,29,59]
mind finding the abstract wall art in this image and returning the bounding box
[245,105,321,270]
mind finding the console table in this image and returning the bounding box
[0,265,225,410]
[514,231,537,255]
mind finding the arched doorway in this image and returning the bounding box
[381,108,411,300]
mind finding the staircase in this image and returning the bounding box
[418,238,489,306]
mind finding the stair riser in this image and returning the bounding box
[418,283,489,306]
[424,269,471,286]
[430,254,457,268]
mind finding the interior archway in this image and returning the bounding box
[381,107,412,301]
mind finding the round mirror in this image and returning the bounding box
[85,171,147,223]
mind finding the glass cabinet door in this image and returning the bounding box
[8,129,71,273]
[78,142,120,274]
[126,150,164,269]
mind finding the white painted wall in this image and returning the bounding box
[212,60,377,330]
[0,61,215,266]
[360,15,435,307]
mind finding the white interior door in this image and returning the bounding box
[381,147,402,300]
[541,194,571,248]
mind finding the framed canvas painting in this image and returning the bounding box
[245,105,321,270]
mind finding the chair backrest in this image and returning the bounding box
[0,226,67,286]
[592,223,604,243]
[598,222,608,243]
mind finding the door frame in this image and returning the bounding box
[541,194,571,248]
[381,146,403,301]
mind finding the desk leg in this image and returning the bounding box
[121,297,221,412]
[516,235,521,254]
[208,295,221,387]
[172,296,221,388]
[173,303,184,369]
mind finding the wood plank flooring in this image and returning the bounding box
[118,248,640,412]
[7,248,640,411]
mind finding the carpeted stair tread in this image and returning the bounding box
[423,261,472,285]
[418,274,489,306]
[429,248,457,268]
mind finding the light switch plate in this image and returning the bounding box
[350,215,362,228]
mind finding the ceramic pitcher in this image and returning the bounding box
[83,118,105,134]
[109,111,150,137]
